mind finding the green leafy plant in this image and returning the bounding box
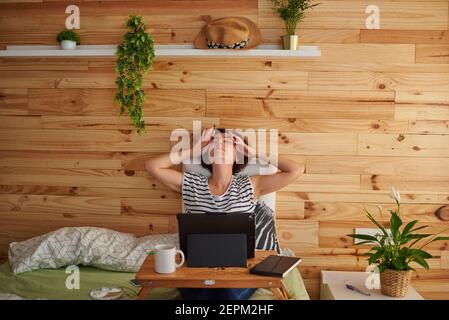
[270,0,319,35]
[115,15,155,134]
[348,187,449,272]
[56,29,80,44]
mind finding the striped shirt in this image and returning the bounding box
[182,171,256,214]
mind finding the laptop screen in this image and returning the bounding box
[176,212,255,259]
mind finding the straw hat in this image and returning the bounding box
[194,16,262,49]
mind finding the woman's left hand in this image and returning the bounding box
[233,134,257,158]
[233,134,271,165]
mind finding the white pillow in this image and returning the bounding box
[9,227,178,274]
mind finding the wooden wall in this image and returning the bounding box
[1,0,449,299]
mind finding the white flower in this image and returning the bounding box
[389,186,401,204]
[377,204,382,213]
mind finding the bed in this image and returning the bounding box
[0,261,309,300]
[1,226,309,300]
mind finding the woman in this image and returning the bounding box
[145,128,305,300]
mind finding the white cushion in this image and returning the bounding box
[9,227,178,274]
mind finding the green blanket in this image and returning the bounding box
[0,263,309,300]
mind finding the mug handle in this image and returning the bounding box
[175,250,185,268]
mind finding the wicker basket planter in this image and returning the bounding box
[380,269,412,297]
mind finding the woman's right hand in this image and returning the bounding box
[193,127,216,154]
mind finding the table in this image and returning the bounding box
[136,250,289,300]
[320,270,424,300]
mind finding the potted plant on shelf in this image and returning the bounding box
[270,0,319,50]
[56,29,80,50]
[348,187,449,298]
[115,15,155,134]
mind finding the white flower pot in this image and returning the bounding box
[61,40,77,50]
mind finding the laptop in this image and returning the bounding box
[176,212,255,262]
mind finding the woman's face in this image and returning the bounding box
[206,131,237,165]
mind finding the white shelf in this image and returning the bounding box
[0,44,321,57]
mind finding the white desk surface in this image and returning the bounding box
[321,271,424,300]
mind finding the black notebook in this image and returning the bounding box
[249,255,301,278]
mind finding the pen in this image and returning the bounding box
[346,284,371,296]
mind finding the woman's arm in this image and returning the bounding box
[251,156,305,198]
[144,152,185,193]
[145,128,215,193]
[233,134,305,198]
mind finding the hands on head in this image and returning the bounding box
[195,127,254,158]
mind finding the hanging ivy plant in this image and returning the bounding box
[115,15,155,134]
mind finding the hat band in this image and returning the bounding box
[206,38,250,49]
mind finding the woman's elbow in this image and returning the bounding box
[293,163,305,179]
[144,159,156,175]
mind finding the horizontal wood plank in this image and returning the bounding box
[121,198,181,215]
[360,29,449,44]
[0,0,257,30]
[277,220,319,249]
[318,44,415,64]
[282,174,361,193]
[410,120,449,134]
[276,201,305,220]
[395,91,449,104]
[220,118,408,133]
[278,191,449,204]
[207,90,395,120]
[261,28,360,44]
[0,89,28,115]
[0,129,172,152]
[278,132,358,155]
[0,185,181,199]
[0,71,56,88]
[362,174,449,193]
[0,167,163,189]
[416,45,449,64]
[29,88,206,116]
[41,116,218,131]
[0,150,122,169]
[0,115,41,129]
[0,212,171,244]
[0,58,88,71]
[305,202,445,223]
[42,71,309,90]
[395,105,449,120]
[309,72,449,91]
[258,0,448,30]
[306,155,449,176]
[150,58,449,73]
[358,133,449,157]
[0,194,121,215]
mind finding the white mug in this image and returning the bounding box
[154,244,185,273]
